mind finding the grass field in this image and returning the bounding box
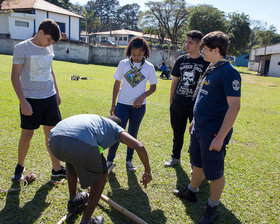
[0,54,279,224]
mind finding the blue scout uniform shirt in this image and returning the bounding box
[193,62,241,131]
[50,114,125,149]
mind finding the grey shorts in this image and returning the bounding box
[49,136,107,188]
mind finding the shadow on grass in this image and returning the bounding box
[104,170,167,224]
[0,181,54,224]
[174,165,242,224]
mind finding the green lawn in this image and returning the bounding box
[0,54,279,224]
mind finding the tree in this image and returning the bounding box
[94,0,119,31]
[139,11,166,44]
[187,5,226,35]
[116,3,141,30]
[254,25,280,47]
[226,12,251,55]
[144,0,189,45]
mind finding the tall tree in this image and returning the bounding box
[116,3,140,30]
[94,0,119,31]
[187,5,226,35]
[139,10,166,44]
[145,0,189,45]
[226,12,251,55]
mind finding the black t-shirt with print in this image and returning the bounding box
[171,54,209,104]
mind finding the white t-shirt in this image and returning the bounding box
[114,58,158,105]
[13,39,56,99]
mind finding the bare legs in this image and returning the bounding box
[17,126,61,171]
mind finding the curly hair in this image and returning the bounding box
[125,36,151,58]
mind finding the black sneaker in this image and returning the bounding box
[80,215,104,224]
[68,191,89,213]
[173,186,198,202]
[51,165,66,177]
[198,204,218,224]
[12,164,25,181]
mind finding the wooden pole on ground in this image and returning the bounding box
[100,194,148,224]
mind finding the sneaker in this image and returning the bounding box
[80,215,104,224]
[164,157,180,167]
[106,161,113,169]
[68,191,89,213]
[12,164,25,181]
[198,204,218,224]
[126,161,136,172]
[51,165,66,177]
[173,186,198,202]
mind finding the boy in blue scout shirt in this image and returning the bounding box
[174,31,241,224]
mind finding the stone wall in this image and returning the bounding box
[0,37,181,66]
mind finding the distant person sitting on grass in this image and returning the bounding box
[11,19,66,182]
[159,62,171,79]
[49,114,152,224]
[173,31,241,224]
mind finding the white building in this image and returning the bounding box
[0,0,83,41]
[248,44,280,77]
[92,29,171,46]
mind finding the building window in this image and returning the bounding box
[124,36,127,41]
[15,20,29,27]
[115,37,118,41]
[56,22,65,33]
[101,36,106,40]
[119,36,122,41]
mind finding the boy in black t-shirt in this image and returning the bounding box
[164,30,209,167]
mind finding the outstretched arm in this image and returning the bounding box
[119,131,152,187]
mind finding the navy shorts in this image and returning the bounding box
[189,129,232,180]
[20,94,61,130]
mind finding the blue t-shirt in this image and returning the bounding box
[50,114,125,149]
[160,65,168,72]
[193,62,241,131]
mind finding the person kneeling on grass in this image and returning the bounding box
[48,114,152,224]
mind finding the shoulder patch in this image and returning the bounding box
[232,80,240,91]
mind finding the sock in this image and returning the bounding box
[208,198,220,207]
[187,184,199,193]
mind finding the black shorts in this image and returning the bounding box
[20,94,61,130]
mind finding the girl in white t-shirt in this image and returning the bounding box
[107,36,158,171]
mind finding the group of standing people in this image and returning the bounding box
[10,18,241,224]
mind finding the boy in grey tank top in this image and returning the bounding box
[11,19,66,181]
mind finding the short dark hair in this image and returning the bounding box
[125,36,150,58]
[201,31,229,57]
[38,19,61,42]
[108,115,122,127]
[186,30,204,43]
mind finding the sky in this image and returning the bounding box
[69,0,280,33]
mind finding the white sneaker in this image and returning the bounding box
[106,161,113,169]
[164,157,180,167]
[126,161,136,172]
